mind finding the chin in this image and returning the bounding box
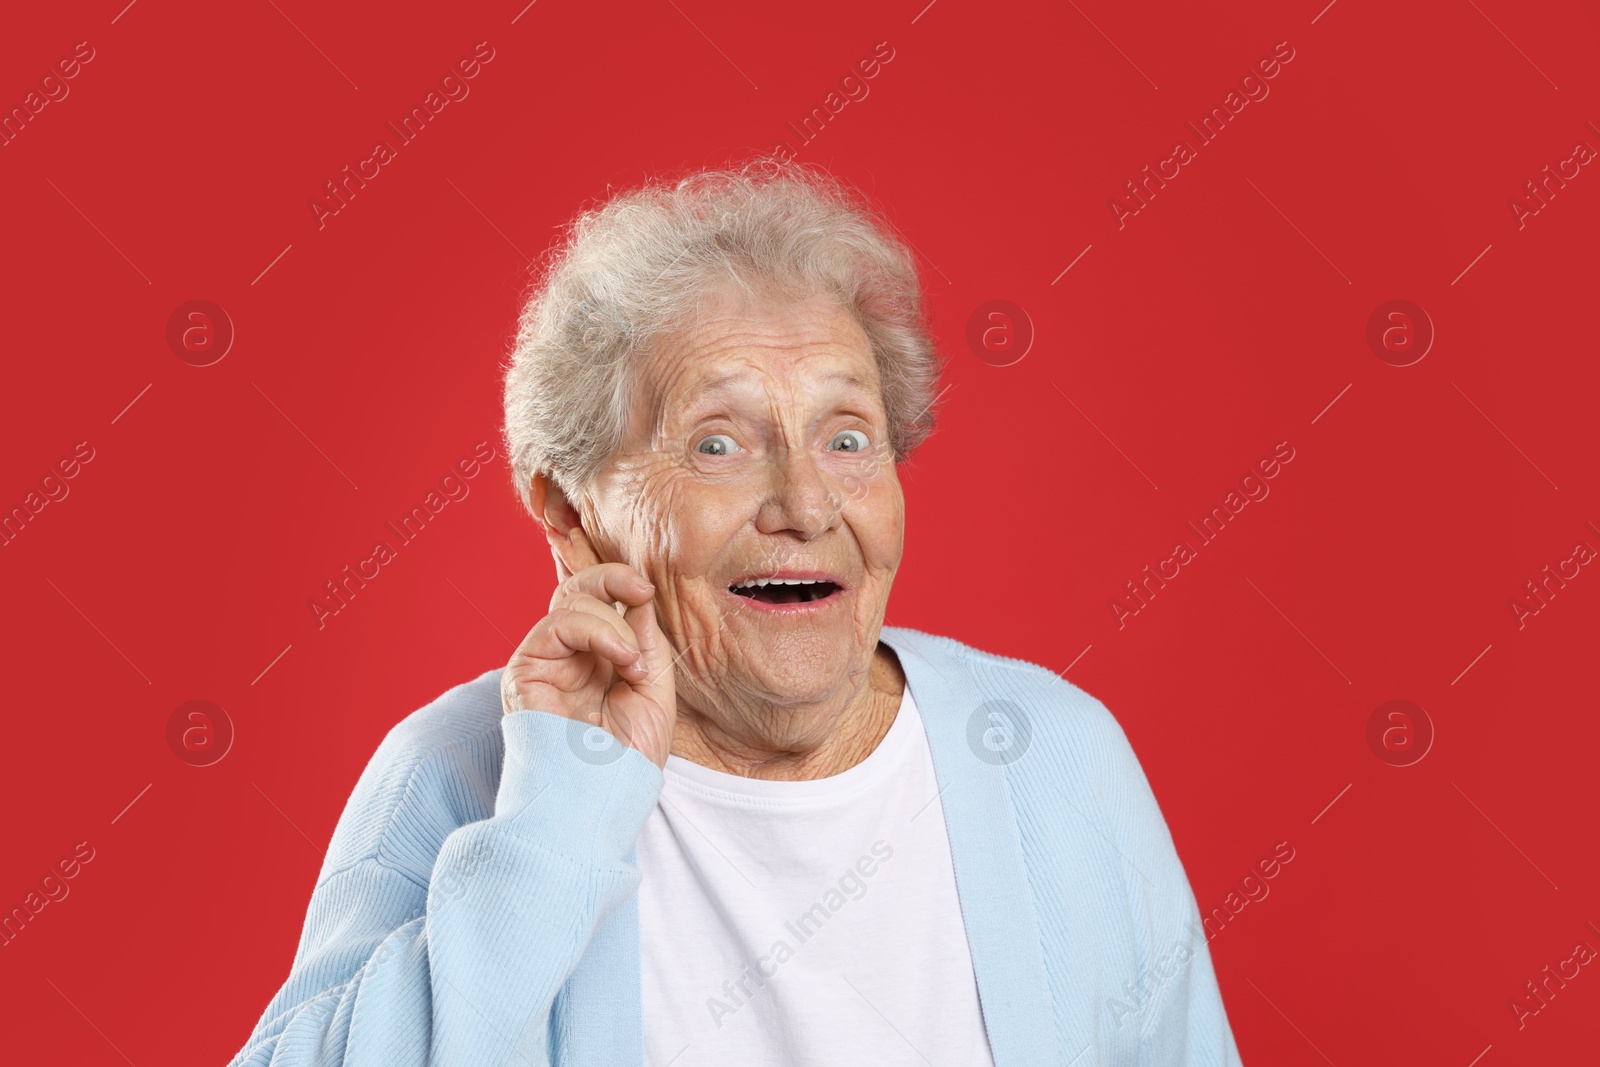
[739,645,855,690]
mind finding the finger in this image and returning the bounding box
[551,561,655,614]
[559,593,651,674]
[512,607,645,679]
[620,588,675,698]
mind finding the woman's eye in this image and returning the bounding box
[694,434,740,457]
[829,429,871,453]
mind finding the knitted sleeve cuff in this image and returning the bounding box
[493,709,664,864]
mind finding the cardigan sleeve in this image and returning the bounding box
[1096,710,1245,1066]
[225,709,663,1067]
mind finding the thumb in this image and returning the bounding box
[622,594,675,700]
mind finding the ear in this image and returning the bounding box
[529,470,602,583]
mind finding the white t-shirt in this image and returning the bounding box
[637,683,997,1066]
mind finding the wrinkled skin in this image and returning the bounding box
[521,287,908,778]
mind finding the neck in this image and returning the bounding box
[670,643,907,780]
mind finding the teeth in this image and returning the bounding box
[731,577,825,589]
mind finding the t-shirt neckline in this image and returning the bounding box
[662,682,917,801]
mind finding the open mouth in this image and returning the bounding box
[728,579,842,605]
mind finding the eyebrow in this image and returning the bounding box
[646,368,879,442]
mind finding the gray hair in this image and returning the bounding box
[500,157,945,521]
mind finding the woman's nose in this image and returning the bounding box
[759,448,845,540]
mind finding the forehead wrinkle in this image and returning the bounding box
[691,367,877,403]
[665,359,880,434]
[638,301,878,446]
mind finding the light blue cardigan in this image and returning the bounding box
[228,626,1244,1066]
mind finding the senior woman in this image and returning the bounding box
[228,162,1244,1066]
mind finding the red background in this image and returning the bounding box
[2,0,1597,1063]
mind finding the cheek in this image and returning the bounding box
[621,469,689,561]
[627,465,744,579]
[854,479,905,559]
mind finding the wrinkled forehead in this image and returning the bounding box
[629,293,883,443]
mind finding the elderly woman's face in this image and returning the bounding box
[577,290,904,710]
